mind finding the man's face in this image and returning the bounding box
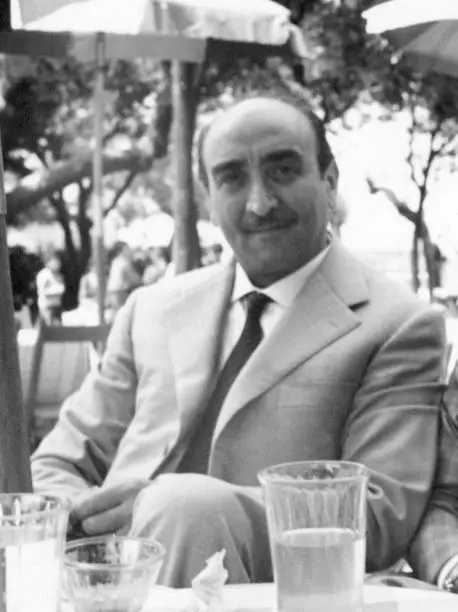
[202,99,337,287]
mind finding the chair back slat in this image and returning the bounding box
[39,324,111,344]
[25,322,111,447]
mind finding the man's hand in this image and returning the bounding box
[439,557,458,594]
[70,479,151,537]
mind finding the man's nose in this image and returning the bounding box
[246,179,277,217]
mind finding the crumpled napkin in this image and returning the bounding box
[188,550,229,612]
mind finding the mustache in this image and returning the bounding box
[241,208,298,233]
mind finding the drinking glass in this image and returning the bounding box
[0,493,70,612]
[64,535,166,612]
[259,461,369,612]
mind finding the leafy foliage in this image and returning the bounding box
[8,244,42,314]
[1,55,161,306]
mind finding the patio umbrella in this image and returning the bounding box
[9,0,297,61]
[363,0,458,77]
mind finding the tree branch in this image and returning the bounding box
[49,192,77,262]
[436,133,458,157]
[103,170,138,218]
[366,177,416,224]
[6,142,154,223]
[102,120,124,146]
[423,122,442,182]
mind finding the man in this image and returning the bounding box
[407,365,458,591]
[106,240,143,313]
[36,252,65,325]
[32,91,446,588]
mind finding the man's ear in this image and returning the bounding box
[324,159,339,196]
[324,160,339,224]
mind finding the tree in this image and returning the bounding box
[2,56,169,307]
[364,62,458,296]
[296,0,458,295]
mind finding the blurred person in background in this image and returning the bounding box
[143,246,170,286]
[201,243,223,267]
[36,251,65,325]
[78,258,98,308]
[106,241,142,314]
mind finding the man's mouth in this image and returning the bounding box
[244,221,294,234]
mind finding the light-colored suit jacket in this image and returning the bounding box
[32,240,446,573]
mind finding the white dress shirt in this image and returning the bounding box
[220,245,331,367]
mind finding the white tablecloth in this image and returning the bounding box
[144,583,458,612]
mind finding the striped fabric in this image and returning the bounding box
[408,367,458,583]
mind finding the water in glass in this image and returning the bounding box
[273,527,365,612]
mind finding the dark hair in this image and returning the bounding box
[107,240,129,264]
[196,89,337,189]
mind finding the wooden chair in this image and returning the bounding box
[25,322,111,448]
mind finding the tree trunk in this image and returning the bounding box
[0,133,32,492]
[51,193,80,310]
[422,236,435,301]
[411,224,420,293]
[417,196,436,301]
[171,61,201,274]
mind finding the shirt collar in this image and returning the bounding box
[232,239,332,308]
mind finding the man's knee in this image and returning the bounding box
[132,473,245,532]
[131,473,272,586]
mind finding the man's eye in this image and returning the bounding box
[218,171,244,187]
[271,164,297,182]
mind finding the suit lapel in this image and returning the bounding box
[166,262,234,429]
[212,241,370,443]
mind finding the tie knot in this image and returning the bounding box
[245,291,271,320]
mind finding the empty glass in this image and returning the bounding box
[0,493,70,612]
[259,461,369,612]
[64,535,166,612]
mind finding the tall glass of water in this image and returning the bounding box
[0,494,70,612]
[259,461,368,612]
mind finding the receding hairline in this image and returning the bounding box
[203,97,317,152]
[197,92,336,188]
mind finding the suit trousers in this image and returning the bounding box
[129,473,272,588]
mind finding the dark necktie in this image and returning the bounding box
[177,291,271,474]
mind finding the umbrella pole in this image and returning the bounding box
[0,134,32,494]
[93,33,106,325]
[171,61,200,274]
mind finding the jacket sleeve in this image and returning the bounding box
[31,290,140,498]
[341,306,446,571]
[408,365,458,583]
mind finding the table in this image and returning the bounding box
[144,583,458,612]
